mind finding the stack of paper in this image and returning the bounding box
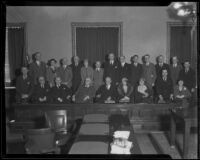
[110,131,133,154]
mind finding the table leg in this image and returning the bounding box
[183,120,190,159]
[170,114,176,147]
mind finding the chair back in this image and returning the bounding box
[45,110,67,133]
[25,128,55,153]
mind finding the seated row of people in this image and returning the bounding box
[16,67,191,104]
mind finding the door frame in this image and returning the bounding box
[166,21,193,64]
[71,22,123,57]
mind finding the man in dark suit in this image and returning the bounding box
[155,55,170,78]
[16,66,34,103]
[50,77,72,103]
[103,53,119,86]
[29,52,46,85]
[95,77,117,103]
[155,69,174,103]
[32,76,51,103]
[118,56,130,82]
[70,56,82,94]
[130,55,143,88]
[178,61,196,93]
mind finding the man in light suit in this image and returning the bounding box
[142,54,157,89]
[93,61,104,91]
[57,58,73,89]
[29,52,46,85]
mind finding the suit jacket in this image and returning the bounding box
[130,63,143,87]
[16,75,34,102]
[155,63,171,78]
[32,83,51,103]
[50,84,72,103]
[169,64,182,86]
[29,61,46,85]
[81,66,94,84]
[70,63,82,93]
[75,85,96,103]
[117,83,133,99]
[96,84,117,103]
[142,63,157,88]
[57,66,73,88]
[174,85,191,99]
[178,68,196,91]
[155,76,173,101]
[104,61,119,85]
[46,67,57,87]
[118,63,131,82]
[93,68,104,90]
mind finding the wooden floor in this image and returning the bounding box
[135,131,198,159]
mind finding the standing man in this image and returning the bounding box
[142,54,157,89]
[93,61,104,91]
[155,55,170,78]
[178,61,196,93]
[104,53,119,86]
[130,55,143,88]
[118,56,130,82]
[29,52,46,85]
[169,56,182,86]
[16,66,34,103]
[57,58,73,89]
[70,56,82,94]
[80,59,94,85]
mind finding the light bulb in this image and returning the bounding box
[173,2,182,9]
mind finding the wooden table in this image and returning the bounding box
[170,106,197,159]
[12,103,182,131]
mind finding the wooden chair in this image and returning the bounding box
[24,128,60,154]
[45,110,72,146]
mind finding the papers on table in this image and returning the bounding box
[113,131,130,139]
[110,130,133,154]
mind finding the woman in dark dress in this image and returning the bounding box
[134,78,152,103]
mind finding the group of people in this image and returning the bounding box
[16,52,196,104]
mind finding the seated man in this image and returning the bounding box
[72,77,96,103]
[95,77,117,103]
[50,77,72,103]
[134,78,152,103]
[155,69,174,103]
[16,66,34,103]
[174,79,191,103]
[32,76,50,103]
[117,77,133,103]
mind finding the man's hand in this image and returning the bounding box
[57,97,63,102]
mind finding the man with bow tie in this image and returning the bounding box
[169,56,182,86]
[50,77,72,103]
[155,69,174,103]
[178,61,196,93]
[32,76,50,103]
[103,53,119,86]
[29,52,47,85]
[130,55,143,88]
[93,61,104,91]
[118,56,131,82]
[16,67,34,103]
[155,55,171,78]
[57,58,73,89]
[95,77,117,103]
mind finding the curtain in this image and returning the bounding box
[8,27,26,83]
[170,26,192,64]
[76,27,119,64]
